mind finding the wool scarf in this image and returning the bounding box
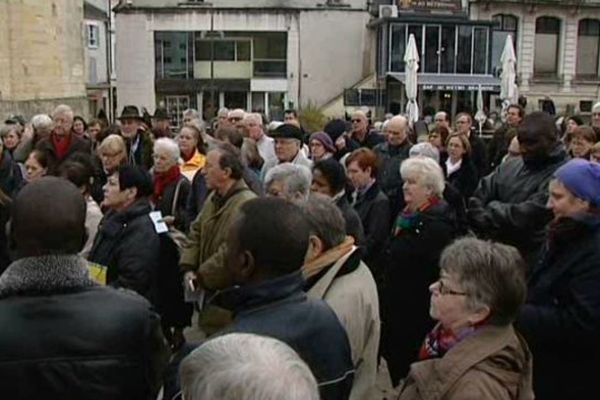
[393,196,440,236]
[418,322,481,360]
[153,165,181,203]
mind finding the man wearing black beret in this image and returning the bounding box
[261,123,312,178]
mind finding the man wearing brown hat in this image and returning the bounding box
[117,105,154,170]
[261,123,312,178]
[151,107,172,139]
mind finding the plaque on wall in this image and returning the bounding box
[397,0,463,13]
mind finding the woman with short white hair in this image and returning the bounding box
[382,156,459,385]
[264,163,312,203]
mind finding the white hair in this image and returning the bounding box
[593,102,600,113]
[244,112,263,126]
[264,163,312,202]
[182,108,200,120]
[409,142,440,163]
[180,333,319,400]
[51,104,74,121]
[31,114,54,131]
[217,107,229,117]
[228,108,246,119]
[400,157,445,197]
[153,137,180,163]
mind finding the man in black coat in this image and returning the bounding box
[0,177,169,399]
[487,104,524,171]
[454,112,488,179]
[467,111,567,266]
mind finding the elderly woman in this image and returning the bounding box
[178,124,206,181]
[445,133,478,201]
[2,124,22,156]
[94,134,128,204]
[569,126,596,160]
[309,132,336,162]
[397,237,533,400]
[264,163,312,203]
[382,156,458,385]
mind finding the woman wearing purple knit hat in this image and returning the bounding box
[516,158,600,400]
[309,132,336,162]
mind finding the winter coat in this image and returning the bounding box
[352,130,385,150]
[0,255,169,399]
[487,124,518,171]
[0,150,23,197]
[126,130,154,170]
[335,194,365,246]
[305,246,380,400]
[516,214,600,400]
[468,145,567,265]
[218,271,355,400]
[396,325,534,400]
[35,133,91,174]
[446,157,479,203]
[261,149,313,179]
[154,174,190,232]
[374,140,412,219]
[88,198,160,303]
[383,201,458,385]
[180,149,205,182]
[468,133,488,178]
[180,179,256,290]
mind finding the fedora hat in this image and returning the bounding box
[153,107,170,120]
[117,105,144,121]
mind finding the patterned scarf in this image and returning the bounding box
[393,196,440,236]
[418,322,483,360]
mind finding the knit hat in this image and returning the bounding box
[323,119,348,142]
[309,131,336,153]
[554,159,600,206]
[272,123,303,141]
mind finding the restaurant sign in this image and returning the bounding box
[397,0,463,13]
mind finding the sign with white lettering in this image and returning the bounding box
[398,0,463,13]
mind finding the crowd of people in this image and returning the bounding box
[0,100,599,400]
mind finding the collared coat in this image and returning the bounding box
[35,133,91,174]
[396,325,534,400]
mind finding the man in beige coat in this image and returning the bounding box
[301,194,380,400]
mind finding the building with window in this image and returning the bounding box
[114,0,374,128]
[470,0,600,115]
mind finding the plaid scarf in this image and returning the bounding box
[393,196,440,236]
[418,322,480,360]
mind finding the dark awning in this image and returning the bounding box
[387,73,500,91]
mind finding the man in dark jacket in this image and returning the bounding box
[516,159,600,400]
[467,111,567,266]
[213,197,354,400]
[0,177,168,399]
[454,112,488,178]
[487,104,524,171]
[88,165,160,303]
[118,105,154,170]
[349,110,384,149]
[35,104,91,174]
[374,115,412,219]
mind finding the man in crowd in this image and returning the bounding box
[301,195,380,400]
[244,112,275,162]
[374,115,412,219]
[261,124,312,177]
[488,104,524,171]
[284,108,301,127]
[151,107,172,138]
[117,105,153,170]
[454,112,488,178]
[0,177,168,398]
[215,107,230,130]
[591,101,600,141]
[35,104,91,173]
[434,111,451,132]
[228,108,246,133]
[216,197,354,400]
[467,111,567,266]
[349,110,384,149]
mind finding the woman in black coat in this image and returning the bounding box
[382,157,458,386]
[444,133,479,202]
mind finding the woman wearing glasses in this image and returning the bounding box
[396,237,533,400]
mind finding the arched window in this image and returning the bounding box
[491,14,518,76]
[534,17,561,76]
[577,19,600,77]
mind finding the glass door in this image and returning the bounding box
[425,25,440,73]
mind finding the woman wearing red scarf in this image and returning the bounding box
[396,238,533,400]
[381,157,458,386]
[152,137,192,350]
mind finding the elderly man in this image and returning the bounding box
[454,112,488,177]
[182,108,201,126]
[215,107,230,130]
[244,112,275,161]
[261,123,312,177]
[349,110,384,149]
[468,111,567,266]
[227,108,246,132]
[0,177,169,398]
[302,195,380,400]
[151,107,172,139]
[488,104,524,171]
[180,333,320,400]
[264,163,312,202]
[516,159,600,400]
[217,197,354,400]
[35,105,91,173]
[117,105,153,170]
[434,111,451,132]
[374,115,412,218]
[591,102,600,141]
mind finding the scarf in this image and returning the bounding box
[393,196,440,236]
[302,236,355,280]
[153,165,181,202]
[445,157,462,176]
[52,133,72,161]
[418,322,481,361]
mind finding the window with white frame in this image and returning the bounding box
[534,17,561,76]
[491,14,518,76]
[165,96,190,129]
[87,23,99,49]
[577,19,600,78]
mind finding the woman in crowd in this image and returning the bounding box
[445,133,479,201]
[309,131,336,162]
[72,116,88,139]
[428,126,450,161]
[24,150,48,183]
[178,124,206,181]
[383,156,458,385]
[2,124,22,156]
[397,237,533,400]
[592,142,600,163]
[516,159,600,400]
[93,134,127,204]
[562,115,583,147]
[569,126,596,160]
[0,139,24,197]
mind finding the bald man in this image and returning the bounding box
[0,177,168,398]
[373,115,412,218]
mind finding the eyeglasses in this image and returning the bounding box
[351,119,362,123]
[228,117,243,122]
[435,279,467,296]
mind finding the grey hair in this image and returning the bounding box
[300,193,347,250]
[264,163,312,203]
[439,237,527,326]
[31,114,53,131]
[400,157,445,197]
[217,107,229,117]
[51,104,74,121]
[180,333,320,400]
[182,108,200,120]
[98,134,126,155]
[409,142,440,163]
[244,112,263,126]
[153,137,180,163]
[593,102,600,113]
